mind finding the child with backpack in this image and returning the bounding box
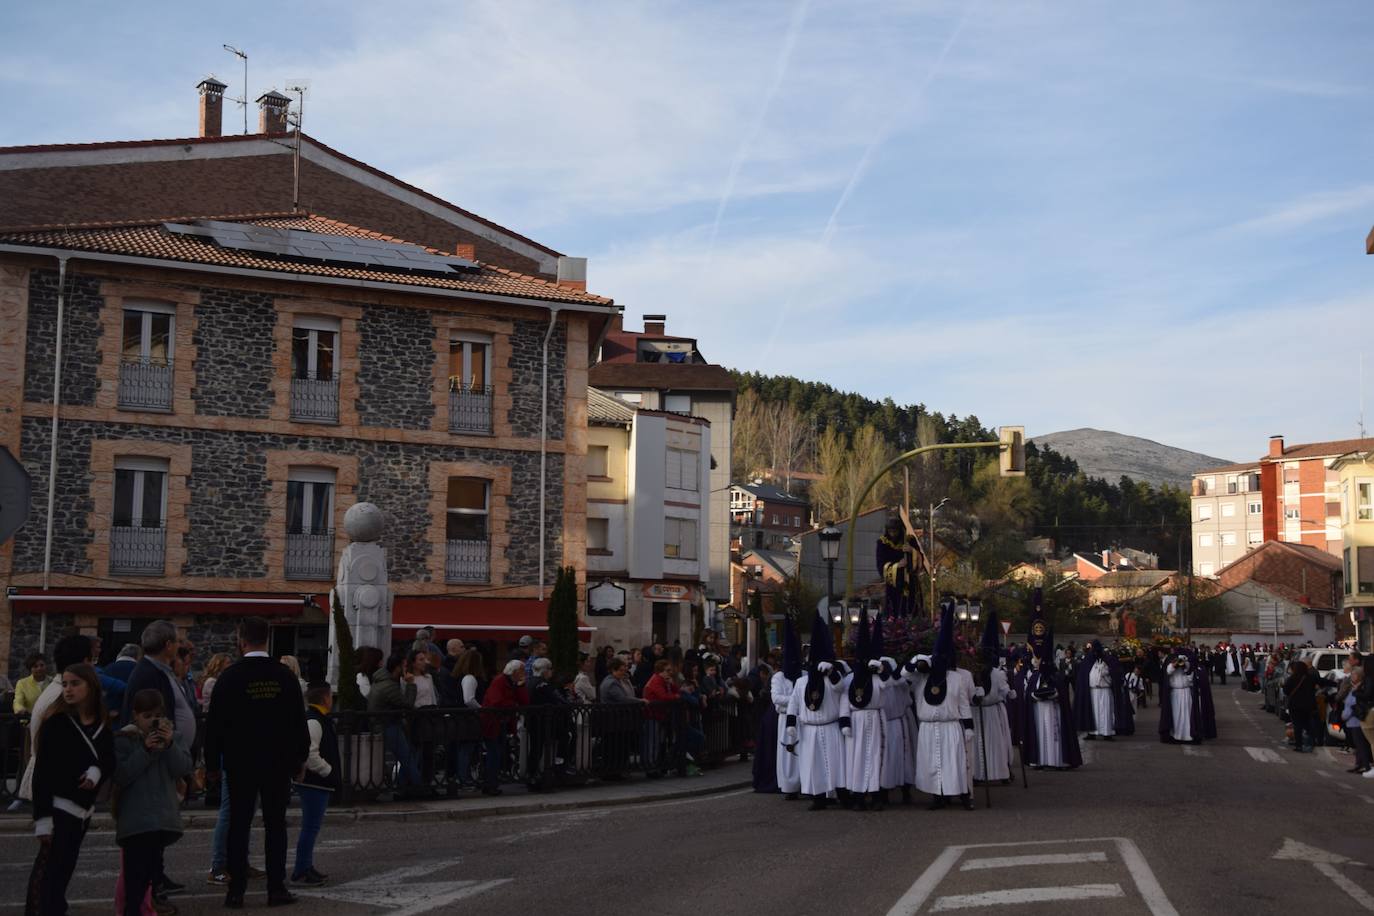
[115,689,192,916]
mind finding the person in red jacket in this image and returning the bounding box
[480,661,529,796]
[642,660,681,776]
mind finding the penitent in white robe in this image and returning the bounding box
[880,672,914,789]
[904,660,928,783]
[972,667,1015,782]
[772,671,801,794]
[1088,660,1116,737]
[1167,664,1194,742]
[786,670,847,796]
[1031,672,1066,768]
[841,675,886,793]
[914,668,974,796]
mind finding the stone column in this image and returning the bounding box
[327,502,393,688]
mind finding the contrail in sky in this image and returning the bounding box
[705,0,811,257]
[760,0,977,361]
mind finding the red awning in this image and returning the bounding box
[392,596,595,640]
[7,587,319,618]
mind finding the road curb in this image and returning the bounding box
[0,778,753,834]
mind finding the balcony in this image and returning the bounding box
[448,384,494,435]
[291,375,340,423]
[446,537,490,583]
[118,357,174,411]
[110,525,166,576]
[285,529,335,580]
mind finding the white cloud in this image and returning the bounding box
[1229,185,1374,235]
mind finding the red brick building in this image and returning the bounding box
[1258,435,1374,555]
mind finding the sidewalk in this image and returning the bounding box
[0,763,753,834]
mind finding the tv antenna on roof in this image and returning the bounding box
[283,81,310,212]
[222,44,248,134]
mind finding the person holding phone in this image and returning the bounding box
[116,689,192,916]
[26,663,115,916]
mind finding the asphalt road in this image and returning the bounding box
[3,682,1372,916]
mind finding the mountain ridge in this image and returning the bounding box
[1030,428,1231,490]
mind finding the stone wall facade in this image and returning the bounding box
[6,613,75,683]
[509,317,566,441]
[23,268,103,406]
[193,287,277,418]
[16,417,564,586]
[356,302,437,430]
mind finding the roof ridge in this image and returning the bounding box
[0,210,303,234]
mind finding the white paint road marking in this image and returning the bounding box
[959,851,1109,871]
[931,883,1124,911]
[1274,838,1374,912]
[1245,747,1287,764]
[1182,745,1211,757]
[886,837,1177,916]
[484,787,753,822]
[1315,769,1332,778]
[1362,796,1374,805]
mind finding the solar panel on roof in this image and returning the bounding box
[163,220,480,276]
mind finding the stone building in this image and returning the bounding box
[0,90,615,676]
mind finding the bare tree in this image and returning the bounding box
[844,423,897,517]
[731,390,769,481]
[811,426,850,522]
[762,401,812,493]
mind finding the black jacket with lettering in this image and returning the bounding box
[204,656,308,776]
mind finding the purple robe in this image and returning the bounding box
[1022,668,1082,768]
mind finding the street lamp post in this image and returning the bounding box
[819,522,842,618]
[928,497,949,619]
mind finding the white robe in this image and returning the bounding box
[914,668,973,796]
[785,670,846,796]
[880,673,915,789]
[1167,664,1194,742]
[1030,671,1066,768]
[771,671,801,793]
[841,674,885,793]
[1088,660,1115,737]
[972,668,1015,782]
[905,663,927,783]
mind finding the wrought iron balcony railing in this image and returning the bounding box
[110,525,166,576]
[446,537,490,583]
[285,529,335,580]
[448,384,494,435]
[291,375,340,423]
[118,357,174,411]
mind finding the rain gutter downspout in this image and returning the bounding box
[40,255,70,651]
[539,307,561,601]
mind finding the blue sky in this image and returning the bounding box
[3,1,1373,461]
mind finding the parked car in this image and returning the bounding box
[1297,649,1349,683]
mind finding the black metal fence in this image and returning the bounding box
[0,698,754,806]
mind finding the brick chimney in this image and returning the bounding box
[454,243,476,261]
[256,90,291,135]
[1269,435,1285,458]
[197,76,228,138]
[643,313,666,335]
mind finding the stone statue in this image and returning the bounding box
[327,502,393,688]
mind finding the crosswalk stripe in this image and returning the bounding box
[931,883,1125,911]
[1245,747,1287,764]
[1182,745,1211,757]
[960,852,1108,871]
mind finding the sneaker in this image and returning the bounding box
[207,871,230,887]
[291,871,325,887]
[267,890,297,907]
[156,877,186,896]
[307,868,328,882]
[1363,768,1374,778]
[686,764,704,778]
[246,866,267,880]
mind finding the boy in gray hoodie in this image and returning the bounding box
[116,689,192,916]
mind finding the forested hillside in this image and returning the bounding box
[730,371,1192,574]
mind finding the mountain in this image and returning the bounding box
[1030,428,1231,490]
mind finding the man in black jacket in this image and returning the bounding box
[205,617,309,908]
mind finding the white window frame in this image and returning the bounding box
[664,517,698,560]
[1284,506,1301,520]
[1198,504,1213,521]
[665,448,700,491]
[287,467,336,533]
[587,445,610,478]
[293,315,341,379]
[446,478,490,534]
[113,456,169,527]
[1358,479,1374,521]
[1220,531,1237,547]
[663,394,691,414]
[1198,562,1215,577]
[1248,500,1263,516]
[449,332,493,391]
[614,391,643,405]
[122,299,176,363]
[1220,502,1235,518]
[1247,530,1262,545]
[1199,533,1213,548]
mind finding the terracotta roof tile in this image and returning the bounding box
[587,361,736,391]
[0,213,612,307]
[1269,437,1374,461]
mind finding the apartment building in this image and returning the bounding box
[729,481,810,551]
[1332,449,1374,650]
[584,388,710,648]
[0,87,615,677]
[1189,462,1264,576]
[588,315,735,611]
[1258,435,1374,554]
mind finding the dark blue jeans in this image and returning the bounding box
[384,724,422,787]
[454,741,479,786]
[292,787,329,878]
[481,737,504,789]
